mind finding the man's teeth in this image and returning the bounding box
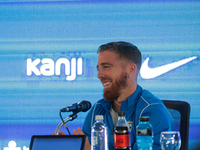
[103,82,111,86]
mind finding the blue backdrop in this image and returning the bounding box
[0,0,199,149]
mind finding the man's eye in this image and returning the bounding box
[104,66,110,69]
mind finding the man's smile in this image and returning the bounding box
[103,81,112,88]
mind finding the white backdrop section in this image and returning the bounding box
[0,1,200,150]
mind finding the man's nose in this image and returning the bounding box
[97,68,104,79]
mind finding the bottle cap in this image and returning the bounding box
[95,115,103,121]
[118,112,125,117]
[139,116,149,121]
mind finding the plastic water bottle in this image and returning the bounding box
[136,116,153,150]
[114,112,131,150]
[91,115,108,150]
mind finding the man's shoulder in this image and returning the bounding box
[96,98,105,103]
[93,98,109,106]
[134,89,165,112]
[140,89,163,104]
[135,89,171,123]
[90,99,112,112]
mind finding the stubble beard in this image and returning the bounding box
[103,72,128,102]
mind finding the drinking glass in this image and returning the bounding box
[160,131,181,150]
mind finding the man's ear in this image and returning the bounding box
[127,63,137,75]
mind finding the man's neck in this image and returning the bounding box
[112,100,121,113]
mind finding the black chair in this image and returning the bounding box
[162,100,190,150]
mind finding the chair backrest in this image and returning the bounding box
[162,100,190,150]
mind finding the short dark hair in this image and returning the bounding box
[97,41,142,70]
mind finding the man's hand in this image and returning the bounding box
[52,131,65,135]
[73,127,91,150]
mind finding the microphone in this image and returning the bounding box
[60,100,92,113]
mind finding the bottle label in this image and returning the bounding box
[114,134,130,147]
[137,128,152,136]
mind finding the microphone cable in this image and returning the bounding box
[59,111,71,135]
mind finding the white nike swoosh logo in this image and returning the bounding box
[140,56,197,79]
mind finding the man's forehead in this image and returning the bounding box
[97,51,118,64]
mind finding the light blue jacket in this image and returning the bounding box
[82,85,174,150]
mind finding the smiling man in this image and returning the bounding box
[74,41,174,150]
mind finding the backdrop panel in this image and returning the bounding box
[0,1,199,149]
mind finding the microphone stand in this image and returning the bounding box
[55,113,77,135]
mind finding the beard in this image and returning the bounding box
[103,72,128,102]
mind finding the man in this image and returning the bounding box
[74,41,174,150]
